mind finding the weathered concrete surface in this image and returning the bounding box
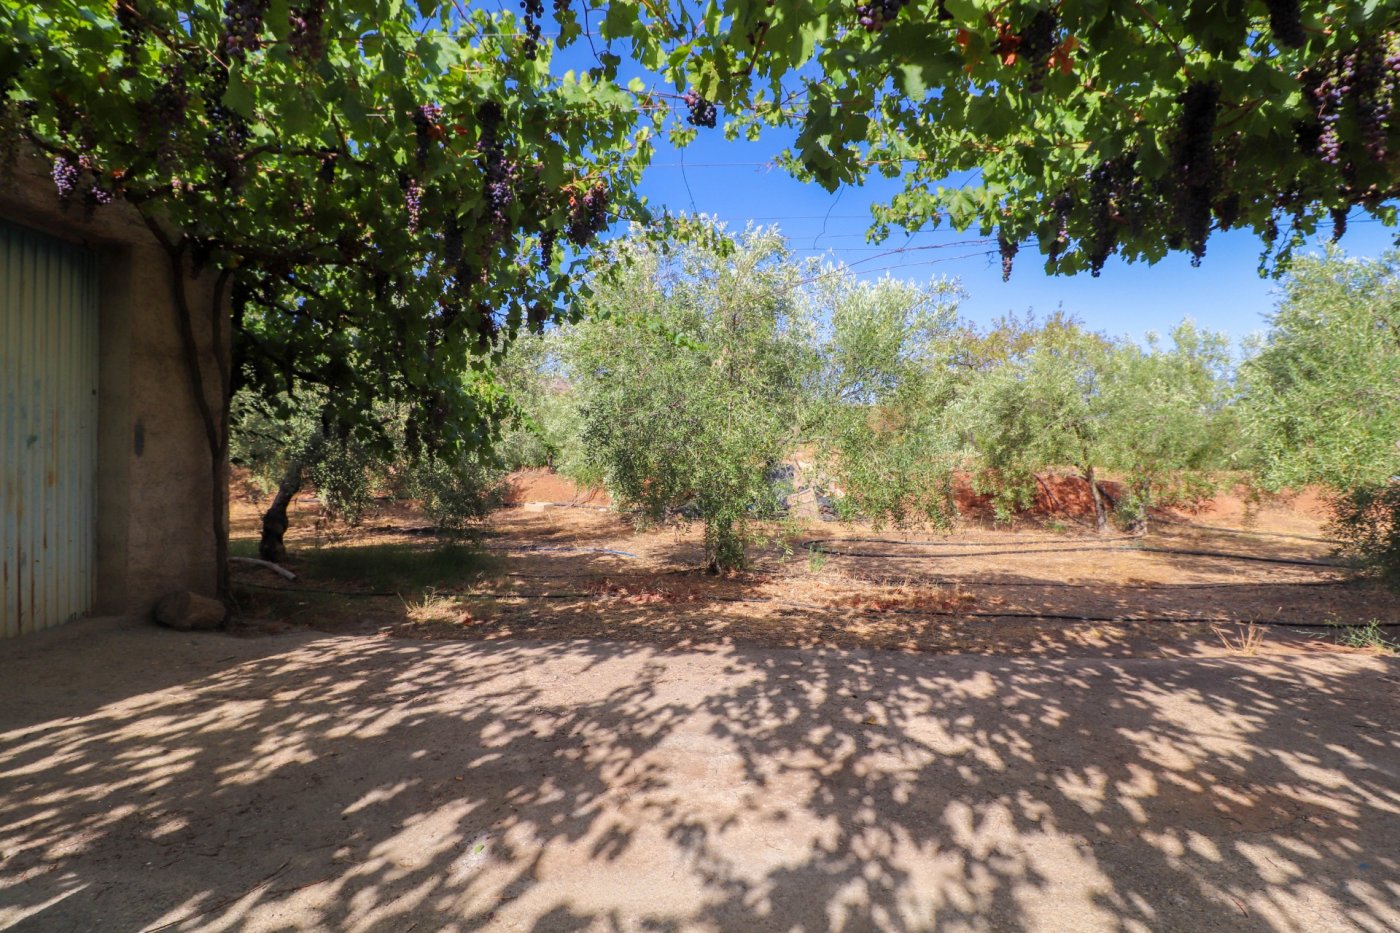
[1,619,1397,931]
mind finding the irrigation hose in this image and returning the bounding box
[797,539,1347,569]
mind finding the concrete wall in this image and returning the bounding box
[1,157,227,616]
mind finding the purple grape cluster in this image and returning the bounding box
[473,101,517,231]
[115,0,142,59]
[405,178,424,234]
[1047,192,1072,262]
[223,0,269,60]
[682,90,717,128]
[521,0,544,60]
[997,230,1018,281]
[854,0,908,33]
[1308,70,1345,164]
[1298,35,1399,167]
[1353,35,1400,162]
[115,0,140,35]
[566,183,609,246]
[484,158,519,227]
[1263,0,1306,49]
[413,103,444,169]
[51,155,79,199]
[527,302,550,333]
[539,227,557,266]
[1330,206,1348,241]
[1215,192,1241,231]
[1168,81,1221,265]
[1017,10,1059,92]
[1085,154,1140,276]
[288,1,325,62]
[444,215,463,269]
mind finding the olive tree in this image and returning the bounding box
[1240,249,1400,582]
[1098,321,1240,531]
[954,318,1122,531]
[806,273,966,528]
[564,223,812,572]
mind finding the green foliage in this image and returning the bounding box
[1099,321,1240,527]
[953,314,1236,529]
[1241,249,1400,491]
[954,315,1119,526]
[398,454,507,538]
[564,222,810,571]
[1,1,658,456]
[229,387,324,496]
[231,385,504,535]
[1328,485,1400,587]
[578,1,1400,274]
[1240,249,1400,584]
[807,273,965,529]
[1331,619,1398,654]
[299,543,492,596]
[493,331,589,477]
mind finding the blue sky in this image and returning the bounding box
[533,25,1398,347]
[632,127,1398,347]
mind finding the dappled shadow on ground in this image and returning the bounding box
[2,623,1398,931]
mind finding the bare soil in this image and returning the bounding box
[2,474,1394,931]
[228,470,1399,659]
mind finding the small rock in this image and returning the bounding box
[152,591,227,631]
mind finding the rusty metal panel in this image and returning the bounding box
[1,220,99,637]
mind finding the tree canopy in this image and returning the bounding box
[0,0,655,452]
[610,1,1400,276]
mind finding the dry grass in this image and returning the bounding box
[1212,622,1268,656]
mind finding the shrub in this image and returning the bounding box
[1328,484,1400,587]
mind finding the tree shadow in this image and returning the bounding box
[2,620,1397,931]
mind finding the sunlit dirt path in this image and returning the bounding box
[2,619,1397,931]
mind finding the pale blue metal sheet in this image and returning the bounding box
[1,220,99,637]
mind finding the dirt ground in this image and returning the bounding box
[226,470,1399,659]
[1,621,1396,931]
[2,473,1397,931]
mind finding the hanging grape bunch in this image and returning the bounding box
[288,1,326,62]
[413,103,444,170]
[539,228,557,266]
[682,90,717,129]
[403,176,425,234]
[1017,10,1060,92]
[854,0,908,33]
[527,302,550,333]
[1047,193,1073,262]
[521,0,544,60]
[566,182,610,246]
[474,101,518,233]
[443,215,463,270]
[997,229,1018,281]
[1298,32,1400,167]
[484,159,519,230]
[1168,81,1221,265]
[1083,154,1142,276]
[114,0,143,62]
[1263,0,1306,49]
[223,0,270,60]
[51,154,79,199]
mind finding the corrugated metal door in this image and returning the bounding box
[1,221,100,637]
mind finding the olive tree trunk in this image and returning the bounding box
[259,462,303,562]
